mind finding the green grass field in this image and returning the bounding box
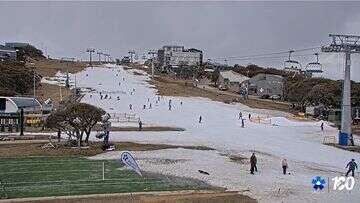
[0,157,212,199]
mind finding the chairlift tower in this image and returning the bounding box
[128,50,135,63]
[97,51,103,64]
[61,57,75,89]
[322,34,360,146]
[86,48,95,66]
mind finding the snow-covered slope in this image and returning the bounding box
[74,64,359,202]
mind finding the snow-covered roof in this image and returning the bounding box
[219,70,249,83]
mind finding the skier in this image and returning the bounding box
[239,112,243,119]
[57,129,61,142]
[282,159,288,175]
[349,134,355,146]
[147,98,150,102]
[180,101,183,106]
[199,116,202,123]
[129,104,132,110]
[149,103,152,109]
[138,120,143,131]
[241,118,245,128]
[100,94,103,100]
[321,122,324,131]
[143,105,146,109]
[345,159,358,177]
[250,153,257,174]
[248,113,252,120]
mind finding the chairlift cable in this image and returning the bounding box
[213,46,322,60]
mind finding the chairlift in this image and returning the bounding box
[284,50,302,72]
[306,53,323,74]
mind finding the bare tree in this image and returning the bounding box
[46,103,105,148]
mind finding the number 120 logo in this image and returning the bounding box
[332,176,355,191]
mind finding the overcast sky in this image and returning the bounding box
[1,1,360,81]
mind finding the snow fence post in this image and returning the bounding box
[102,162,105,181]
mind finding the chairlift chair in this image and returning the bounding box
[284,50,302,72]
[306,53,323,74]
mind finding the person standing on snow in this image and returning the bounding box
[239,112,243,120]
[248,113,252,120]
[345,159,358,177]
[241,118,245,128]
[138,120,143,131]
[199,116,202,123]
[321,122,324,131]
[250,153,257,174]
[282,159,288,175]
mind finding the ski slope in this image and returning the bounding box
[52,64,359,202]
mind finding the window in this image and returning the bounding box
[0,98,6,110]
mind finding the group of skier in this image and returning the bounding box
[250,152,357,177]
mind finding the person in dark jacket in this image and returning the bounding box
[138,120,143,131]
[250,153,257,174]
[346,159,358,177]
[282,159,288,175]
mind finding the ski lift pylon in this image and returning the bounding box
[306,53,323,74]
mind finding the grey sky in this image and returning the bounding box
[1,1,360,81]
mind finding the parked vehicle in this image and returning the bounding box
[269,95,281,100]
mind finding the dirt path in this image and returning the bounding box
[0,190,256,203]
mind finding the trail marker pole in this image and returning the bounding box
[102,162,105,181]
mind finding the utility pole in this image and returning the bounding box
[322,34,360,146]
[148,50,157,77]
[97,51,103,64]
[27,62,37,112]
[86,48,95,66]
